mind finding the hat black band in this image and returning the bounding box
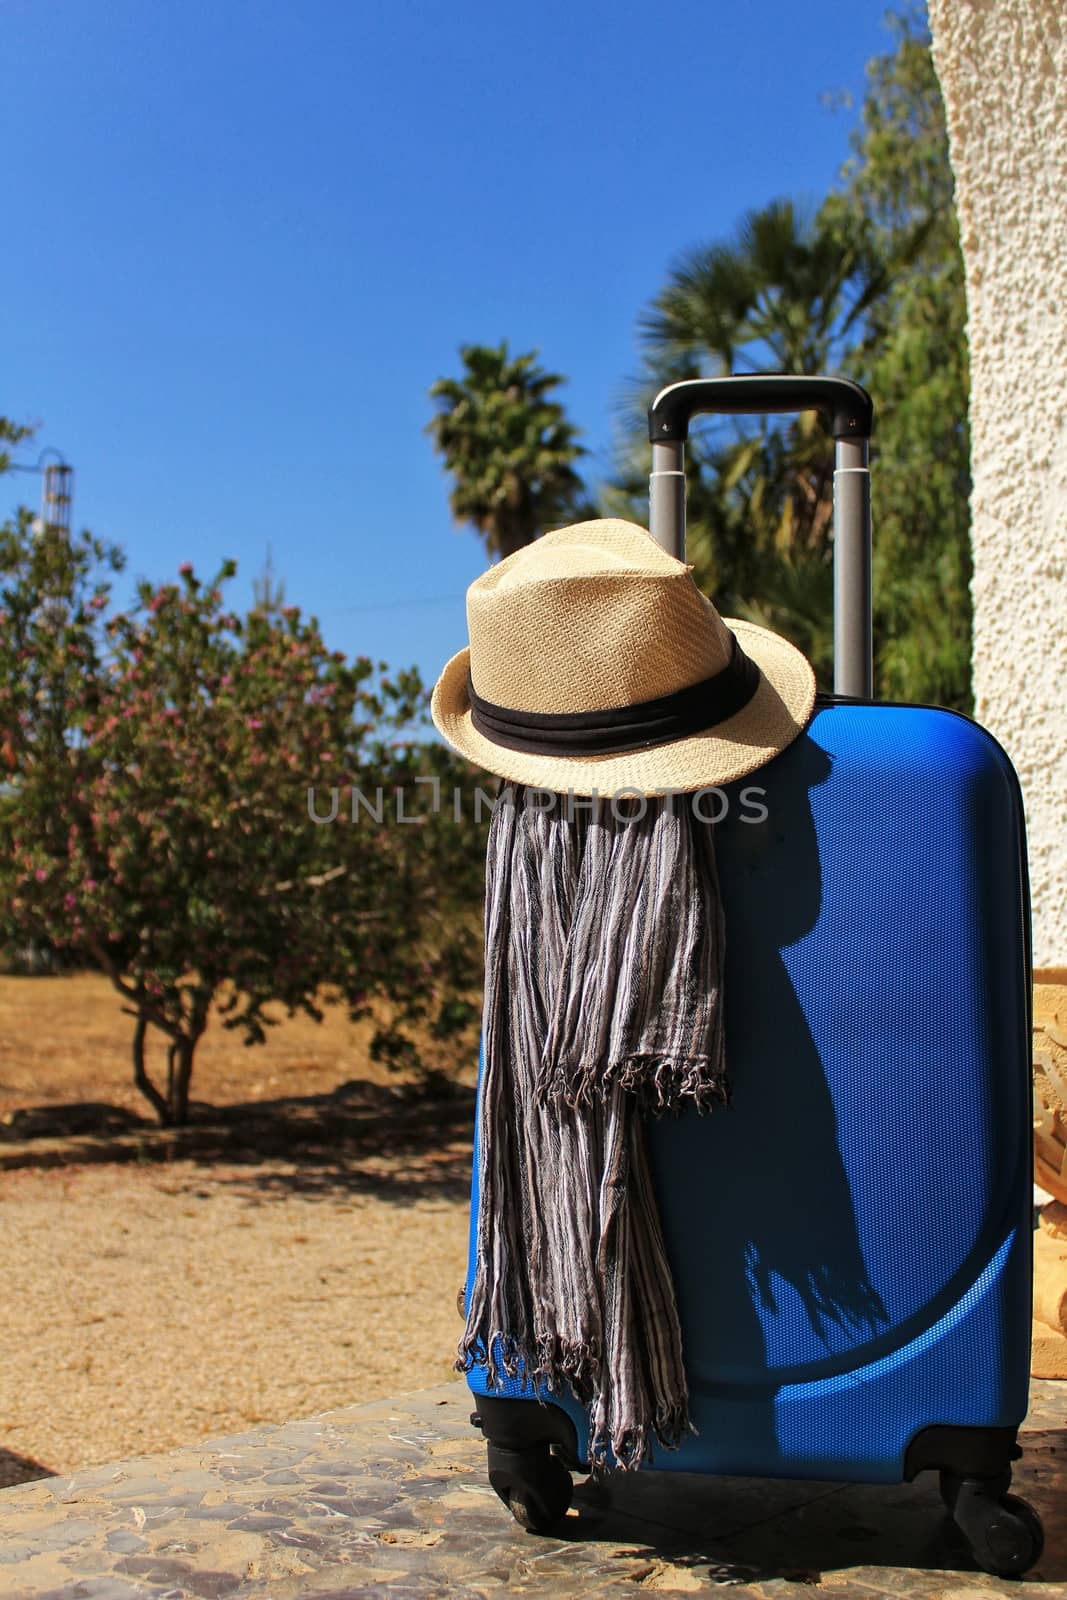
[466,635,761,758]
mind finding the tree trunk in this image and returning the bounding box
[130,1010,199,1127]
[493,512,537,561]
[169,1038,196,1126]
[166,1040,178,1107]
[132,1010,172,1126]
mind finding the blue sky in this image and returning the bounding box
[4,0,898,702]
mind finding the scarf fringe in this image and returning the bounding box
[455,1331,528,1392]
[536,1052,731,1116]
[457,1301,701,1474]
[534,1333,602,1402]
[455,1329,603,1406]
[588,1396,697,1475]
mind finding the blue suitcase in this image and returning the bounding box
[462,377,1043,1578]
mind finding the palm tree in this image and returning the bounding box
[640,196,885,381]
[609,199,887,687]
[428,342,593,560]
[621,22,971,710]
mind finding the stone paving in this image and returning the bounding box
[0,1377,1064,1599]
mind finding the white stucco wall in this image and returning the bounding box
[928,0,1067,967]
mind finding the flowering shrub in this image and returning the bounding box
[0,515,485,1124]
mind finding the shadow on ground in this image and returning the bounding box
[553,1423,1067,1585]
[1,1102,146,1139]
[0,1079,476,1205]
[0,1447,57,1490]
[494,1417,1066,1587]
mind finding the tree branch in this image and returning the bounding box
[271,863,348,894]
[86,935,179,1039]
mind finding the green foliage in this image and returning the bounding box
[639,197,886,381]
[0,516,487,1124]
[834,10,972,708]
[605,11,972,708]
[607,200,884,688]
[0,418,34,477]
[0,510,125,821]
[428,341,594,559]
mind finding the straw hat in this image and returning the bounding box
[431,519,816,796]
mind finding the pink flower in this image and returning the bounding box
[64,892,77,911]
[178,562,193,576]
[247,717,263,730]
[83,878,97,892]
[34,867,47,881]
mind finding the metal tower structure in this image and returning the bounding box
[40,455,74,536]
[8,446,74,535]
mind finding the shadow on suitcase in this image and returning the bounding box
[658,732,888,1465]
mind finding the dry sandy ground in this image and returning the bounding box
[0,974,479,1486]
[5,971,1063,1490]
[0,1157,471,1485]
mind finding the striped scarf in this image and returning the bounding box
[458,783,730,1471]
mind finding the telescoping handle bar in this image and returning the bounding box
[647,375,874,699]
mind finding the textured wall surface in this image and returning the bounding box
[929,0,1067,966]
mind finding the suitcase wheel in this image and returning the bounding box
[940,1471,1045,1578]
[486,1440,572,1534]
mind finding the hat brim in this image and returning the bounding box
[430,619,817,797]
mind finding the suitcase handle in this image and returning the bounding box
[646,374,874,699]
[647,374,873,443]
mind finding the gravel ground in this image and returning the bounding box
[0,1156,471,1485]
[5,971,1062,1495]
[0,972,479,1487]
